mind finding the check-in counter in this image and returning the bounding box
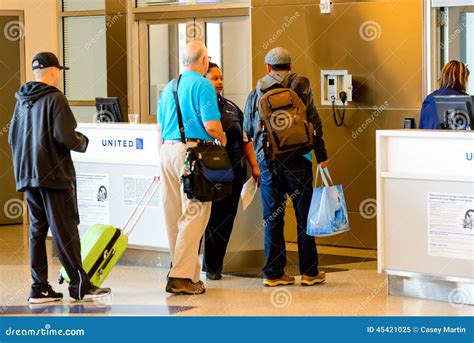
[376,130,473,304]
[72,123,264,270]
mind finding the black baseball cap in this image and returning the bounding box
[32,52,69,71]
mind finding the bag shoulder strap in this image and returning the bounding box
[316,165,332,188]
[172,76,186,144]
[280,73,298,89]
[257,73,297,96]
[322,167,334,185]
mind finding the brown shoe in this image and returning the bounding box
[263,274,295,287]
[166,278,206,295]
[301,271,326,286]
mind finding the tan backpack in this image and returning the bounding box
[258,74,315,159]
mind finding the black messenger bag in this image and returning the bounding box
[172,76,234,202]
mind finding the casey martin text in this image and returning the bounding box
[421,326,466,334]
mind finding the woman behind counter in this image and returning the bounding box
[203,62,260,280]
[419,60,470,129]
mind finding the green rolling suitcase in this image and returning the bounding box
[58,178,160,287]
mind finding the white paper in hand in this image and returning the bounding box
[241,177,258,211]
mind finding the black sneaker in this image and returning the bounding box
[71,286,112,302]
[206,272,222,280]
[28,286,63,304]
[166,278,206,295]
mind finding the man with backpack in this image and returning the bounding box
[243,47,328,287]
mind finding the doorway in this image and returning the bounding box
[431,6,474,93]
[0,11,25,225]
[137,13,251,122]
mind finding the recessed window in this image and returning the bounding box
[62,0,105,11]
[63,16,107,101]
[434,6,474,93]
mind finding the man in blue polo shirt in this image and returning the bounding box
[157,41,226,295]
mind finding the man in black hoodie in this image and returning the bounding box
[243,47,328,287]
[8,52,111,303]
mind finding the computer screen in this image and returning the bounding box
[434,95,474,130]
[95,97,124,123]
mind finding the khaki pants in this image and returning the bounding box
[159,142,211,282]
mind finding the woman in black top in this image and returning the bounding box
[203,62,260,280]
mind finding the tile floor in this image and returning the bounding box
[0,225,472,316]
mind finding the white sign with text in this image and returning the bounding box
[72,123,160,166]
[428,192,474,261]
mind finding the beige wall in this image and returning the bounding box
[0,0,425,249]
[0,0,58,81]
[221,17,252,109]
[251,0,424,249]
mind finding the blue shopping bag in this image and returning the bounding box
[307,166,350,237]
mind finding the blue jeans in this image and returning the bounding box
[259,156,319,279]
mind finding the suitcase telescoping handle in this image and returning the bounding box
[122,176,160,237]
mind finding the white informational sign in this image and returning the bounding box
[427,193,474,260]
[77,173,110,226]
[123,175,159,208]
[72,123,160,166]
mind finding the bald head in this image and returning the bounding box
[182,41,209,75]
[33,66,60,88]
